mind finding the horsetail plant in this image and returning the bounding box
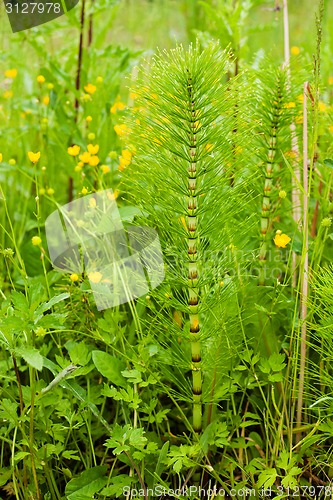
[256,67,289,286]
[255,72,284,285]
[123,42,254,437]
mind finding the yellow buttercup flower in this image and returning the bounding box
[101,164,110,174]
[9,158,16,165]
[89,197,97,208]
[0,154,3,162]
[110,101,126,114]
[114,124,129,136]
[318,101,327,113]
[89,155,100,167]
[274,230,291,248]
[84,83,97,94]
[329,125,333,133]
[121,149,132,161]
[329,76,333,85]
[284,102,296,109]
[86,115,92,122]
[96,76,103,83]
[28,151,41,164]
[47,83,54,90]
[5,69,17,79]
[107,189,119,201]
[291,46,300,56]
[88,271,102,283]
[43,96,50,105]
[285,150,297,159]
[79,152,91,163]
[119,156,131,168]
[87,144,99,155]
[47,187,54,195]
[88,133,95,141]
[68,145,80,156]
[70,273,79,282]
[32,236,42,246]
[37,75,45,84]
[81,187,88,195]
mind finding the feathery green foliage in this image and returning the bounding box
[124,42,257,436]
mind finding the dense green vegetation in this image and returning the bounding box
[1,0,333,498]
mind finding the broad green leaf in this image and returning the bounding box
[153,441,169,488]
[14,451,30,464]
[35,292,69,316]
[100,475,133,497]
[118,206,146,222]
[65,466,108,500]
[16,346,43,371]
[0,399,19,425]
[65,340,91,366]
[0,468,12,487]
[62,450,81,461]
[92,351,127,387]
[324,158,333,169]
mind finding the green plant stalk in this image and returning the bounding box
[258,129,276,286]
[29,367,41,500]
[187,73,202,434]
[296,85,310,442]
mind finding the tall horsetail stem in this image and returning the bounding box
[258,79,283,286]
[187,71,202,433]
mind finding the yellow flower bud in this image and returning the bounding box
[32,236,42,246]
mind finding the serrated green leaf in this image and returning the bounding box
[268,352,286,372]
[65,341,91,366]
[0,399,19,425]
[16,346,43,371]
[11,291,29,314]
[257,468,277,489]
[129,428,147,448]
[173,459,182,473]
